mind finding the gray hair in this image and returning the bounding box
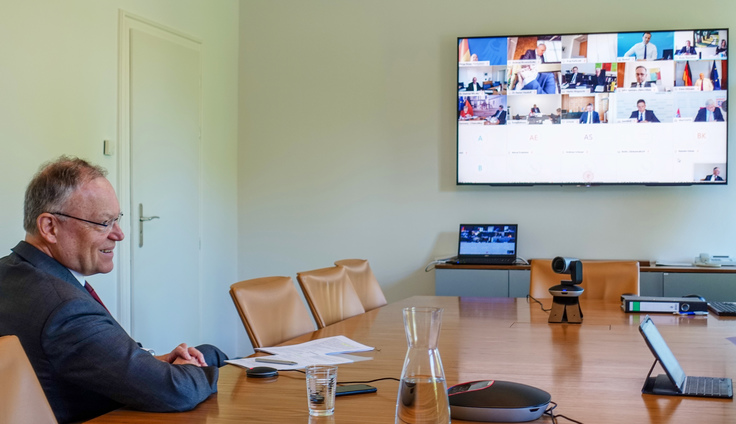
[705,99,716,107]
[24,156,107,234]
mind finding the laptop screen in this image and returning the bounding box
[458,224,517,260]
[639,316,687,389]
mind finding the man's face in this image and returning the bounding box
[686,41,691,47]
[714,168,720,176]
[643,33,651,45]
[536,45,546,57]
[707,102,716,112]
[51,177,124,276]
[572,67,578,73]
[637,101,647,112]
[635,68,647,83]
[586,104,593,112]
[472,77,477,83]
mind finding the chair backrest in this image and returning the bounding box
[0,335,57,424]
[334,259,387,311]
[297,266,366,329]
[530,259,640,302]
[229,276,315,349]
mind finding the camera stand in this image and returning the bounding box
[548,296,583,324]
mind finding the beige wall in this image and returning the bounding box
[238,0,735,333]
[0,1,240,354]
[1,0,733,359]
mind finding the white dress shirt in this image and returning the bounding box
[624,42,658,60]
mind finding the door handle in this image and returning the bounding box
[138,203,160,247]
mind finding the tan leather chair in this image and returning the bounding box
[334,259,387,311]
[297,266,366,329]
[0,335,57,424]
[530,259,640,302]
[230,276,315,349]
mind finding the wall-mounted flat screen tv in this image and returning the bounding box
[457,29,728,186]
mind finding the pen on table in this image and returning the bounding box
[673,311,708,315]
[255,357,298,365]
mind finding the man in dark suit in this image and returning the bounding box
[0,157,227,423]
[630,66,656,89]
[466,77,483,91]
[490,106,506,125]
[566,66,581,85]
[629,99,660,123]
[594,68,607,86]
[588,68,608,92]
[704,167,724,181]
[678,40,697,55]
[550,108,562,124]
[520,43,546,62]
[694,99,725,122]
[579,103,600,124]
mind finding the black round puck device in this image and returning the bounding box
[246,366,279,378]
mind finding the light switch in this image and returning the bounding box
[103,140,114,156]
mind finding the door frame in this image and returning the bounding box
[117,10,204,331]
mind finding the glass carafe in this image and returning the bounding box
[395,307,450,423]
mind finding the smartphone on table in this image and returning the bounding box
[336,384,377,396]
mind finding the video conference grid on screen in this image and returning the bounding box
[457,29,728,185]
[459,225,516,255]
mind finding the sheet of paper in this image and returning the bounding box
[226,353,353,370]
[226,335,375,370]
[255,335,374,355]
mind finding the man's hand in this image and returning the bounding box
[155,343,207,366]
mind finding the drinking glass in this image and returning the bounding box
[306,365,338,416]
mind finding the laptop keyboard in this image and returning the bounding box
[683,377,733,397]
[708,302,736,316]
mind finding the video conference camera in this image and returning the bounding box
[549,257,583,297]
[548,257,584,324]
[551,257,583,286]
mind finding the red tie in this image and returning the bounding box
[85,282,110,314]
[701,80,704,90]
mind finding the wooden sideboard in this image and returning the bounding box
[435,260,736,301]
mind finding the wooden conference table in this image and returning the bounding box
[89,296,736,423]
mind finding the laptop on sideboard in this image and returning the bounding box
[452,224,518,265]
[639,315,733,398]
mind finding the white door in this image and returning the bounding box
[124,16,202,353]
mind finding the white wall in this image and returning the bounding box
[238,0,736,351]
[0,1,240,355]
